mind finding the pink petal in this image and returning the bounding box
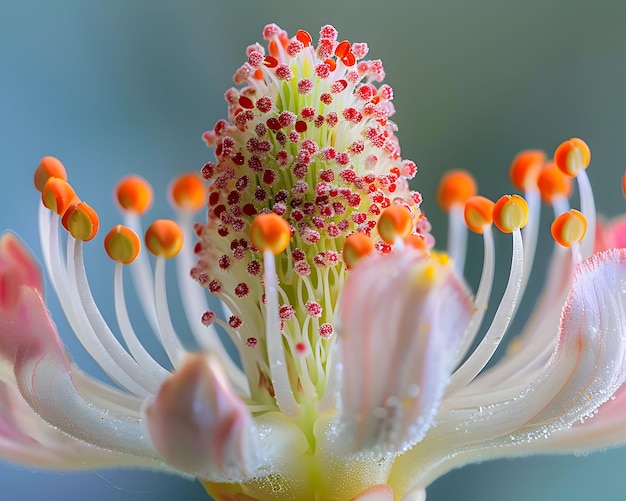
[338,250,472,453]
[145,354,257,481]
[0,380,149,469]
[595,215,626,252]
[349,484,394,501]
[0,234,158,461]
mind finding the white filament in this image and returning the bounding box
[448,228,524,393]
[447,204,467,275]
[263,249,299,416]
[154,256,186,368]
[577,169,596,258]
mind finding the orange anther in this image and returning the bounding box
[464,196,495,234]
[493,194,529,233]
[145,219,184,258]
[295,30,312,46]
[623,172,626,200]
[169,173,206,212]
[342,232,374,267]
[249,213,291,256]
[537,161,572,203]
[64,202,99,241]
[551,209,587,247]
[41,177,79,215]
[335,40,351,58]
[509,150,546,191]
[554,138,591,177]
[104,225,141,264]
[115,175,153,215]
[436,170,477,212]
[324,58,337,72]
[34,156,67,192]
[404,234,428,253]
[377,206,413,244]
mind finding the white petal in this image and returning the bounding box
[337,250,472,453]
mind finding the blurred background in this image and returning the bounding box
[1,0,626,499]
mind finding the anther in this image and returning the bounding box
[551,209,587,247]
[295,30,312,46]
[249,213,291,255]
[377,206,413,244]
[403,234,428,253]
[115,175,153,215]
[537,161,572,203]
[169,173,206,212]
[145,219,184,258]
[493,194,529,233]
[34,156,67,192]
[104,225,141,264]
[41,177,79,215]
[436,170,477,212]
[509,150,546,191]
[554,138,591,177]
[63,202,99,241]
[622,172,626,199]
[464,195,495,234]
[342,232,374,267]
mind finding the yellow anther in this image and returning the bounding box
[34,156,67,193]
[169,173,206,212]
[554,138,591,177]
[249,213,291,255]
[464,196,495,234]
[493,194,529,233]
[104,225,141,264]
[342,232,374,267]
[145,219,184,258]
[404,234,428,253]
[436,170,477,212]
[537,161,572,204]
[41,177,79,215]
[115,175,153,215]
[551,209,587,247]
[509,150,546,191]
[377,206,413,244]
[63,202,99,242]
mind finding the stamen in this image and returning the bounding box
[145,220,186,367]
[34,156,67,192]
[509,150,545,192]
[104,225,141,265]
[463,195,494,234]
[41,178,78,215]
[377,206,412,244]
[249,214,298,415]
[169,173,206,212]
[437,170,477,274]
[63,202,99,242]
[492,194,528,233]
[551,209,587,248]
[342,232,374,267]
[554,139,596,260]
[115,175,153,215]
[537,161,572,205]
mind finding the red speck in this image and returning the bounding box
[275,64,294,80]
[235,283,250,298]
[320,93,333,105]
[213,204,227,218]
[315,63,331,79]
[256,96,273,113]
[279,305,295,320]
[264,55,279,68]
[201,311,216,326]
[287,39,304,57]
[331,79,348,94]
[208,280,223,294]
[229,315,243,329]
[242,203,257,216]
[316,39,334,59]
[278,111,296,128]
[295,342,308,355]
[291,248,305,261]
[208,191,220,206]
[263,169,277,185]
[342,107,363,123]
[233,152,245,166]
[246,337,258,348]
[335,151,349,165]
[352,42,369,59]
[294,261,311,276]
[297,79,314,94]
[248,156,262,172]
[227,191,240,205]
[239,96,254,109]
[254,186,268,202]
[300,107,316,120]
[319,323,334,339]
[320,169,335,182]
[267,117,282,131]
[248,50,264,67]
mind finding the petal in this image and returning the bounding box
[0,237,160,463]
[389,249,626,492]
[349,484,394,501]
[145,354,258,481]
[0,380,149,469]
[337,250,472,453]
[0,233,43,308]
[595,215,626,252]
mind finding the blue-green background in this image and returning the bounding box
[2,0,626,499]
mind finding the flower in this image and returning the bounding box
[2,22,626,501]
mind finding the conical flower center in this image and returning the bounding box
[192,24,429,410]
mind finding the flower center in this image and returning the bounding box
[192,24,429,411]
